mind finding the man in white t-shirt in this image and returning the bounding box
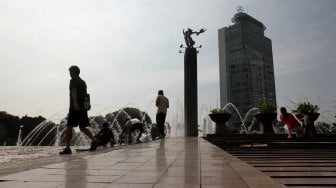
[119,118,144,144]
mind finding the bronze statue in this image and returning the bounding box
[183,28,206,48]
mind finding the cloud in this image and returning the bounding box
[0,0,335,124]
[275,37,333,75]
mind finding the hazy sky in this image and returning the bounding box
[1,0,336,124]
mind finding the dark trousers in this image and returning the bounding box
[304,124,317,137]
[156,112,166,136]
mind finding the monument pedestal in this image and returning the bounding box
[184,47,198,137]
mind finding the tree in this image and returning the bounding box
[0,111,20,145]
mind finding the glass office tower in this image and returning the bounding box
[218,10,276,125]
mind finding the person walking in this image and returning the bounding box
[59,65,97,155]
[155,90,169,138]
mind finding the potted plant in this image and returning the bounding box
[254,101,277,134]
[209,108,232,136]
[292,101,320,121]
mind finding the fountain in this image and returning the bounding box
[54,124,61,146]
[0,104,175,164]
[17,105,167,147]
[202,102,336,135]
[171,99,184,137]
[16,125,23,146]
[19,120,57,146]
[202,103,280,134]
[222,103,244,123]
[1,100,335,165]
[239,108,260,134]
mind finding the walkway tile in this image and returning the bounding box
[0,137,286,187]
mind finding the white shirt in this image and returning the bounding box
[129,118,141,124]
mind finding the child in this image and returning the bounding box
[90,122,114,150]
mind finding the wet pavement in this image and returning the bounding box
[0,138,285,188]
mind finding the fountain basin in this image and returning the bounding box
[254,112,277,134]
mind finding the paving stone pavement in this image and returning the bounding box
[0,138,286,188]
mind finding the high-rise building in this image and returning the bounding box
[218,8,276,124]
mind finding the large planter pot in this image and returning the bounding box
[209,113,232,136]
[308,113,320,122]
[254,112,277,134]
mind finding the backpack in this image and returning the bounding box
[84,93,91,111]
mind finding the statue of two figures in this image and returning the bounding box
[183,28,206,48]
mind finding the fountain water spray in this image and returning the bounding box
[16,125,23,146]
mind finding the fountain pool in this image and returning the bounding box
[0,146,61,163]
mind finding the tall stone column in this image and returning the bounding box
[181,27,205,137]
[184,47,198,137]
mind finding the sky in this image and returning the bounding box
[1,0,336,125]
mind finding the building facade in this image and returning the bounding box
[218,10,276,124]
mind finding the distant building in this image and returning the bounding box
[218,9,276,124]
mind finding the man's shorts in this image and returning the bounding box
[67,110,90,128]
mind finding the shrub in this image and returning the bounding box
[257,101,277,113]
[210,108,231,114]
[293,101,319,114]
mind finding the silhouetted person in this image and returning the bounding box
[155,90,169,138]
[91,122,114,150]
[119,118,144,144]
[60,65,97,155]
[302,111,317,137]
[279,107,303,138]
